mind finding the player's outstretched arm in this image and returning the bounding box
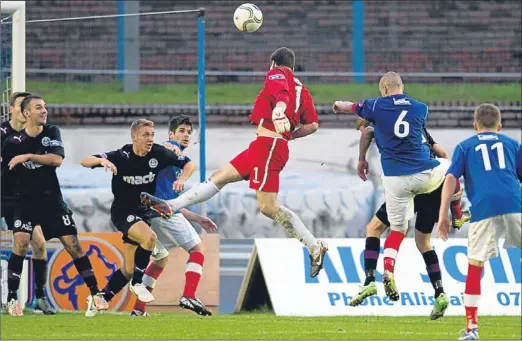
[438,174,458,241]
[332,101,356,114]
[8,153,63,169]
[291,122,318,140]
[80,155,117,175]
[180,208,217,233]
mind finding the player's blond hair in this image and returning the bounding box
[130,119,154,137]
[474,103,501,129]
[379,71,403,94]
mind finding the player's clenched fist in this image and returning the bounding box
[101,158,117,175]
[272,103,291,134]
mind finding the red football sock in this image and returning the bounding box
[383,231,405,273]
[183,251,204,299]
[464,263,482,332]
[450,180,463,219]
[133,262,164,312]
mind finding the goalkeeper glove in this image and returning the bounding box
[272,103,291,134]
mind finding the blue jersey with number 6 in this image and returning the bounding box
[355,94,440,176]
[447,132,522,223]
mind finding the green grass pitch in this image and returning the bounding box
[1,312,520,340]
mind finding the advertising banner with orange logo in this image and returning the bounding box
[2,232,219,313]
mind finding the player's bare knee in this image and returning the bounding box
[142,230,157,249]
[258,202,277,219]
[415,231,432,253]
[190,243,205,254]
[469,259,485,268]
[153,256,168,269]
[13,233,31,255]
[366,217,386,237]
[31,242,48,260]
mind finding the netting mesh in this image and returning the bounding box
[1,15,12,124]
[17,0,521,89]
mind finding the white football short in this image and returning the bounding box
[467,213,521,262]
[382,158,449,231]
[151,213,201,261]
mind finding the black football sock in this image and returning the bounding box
[132,246,152,285]
[7,253,25,301]
[32,258,48,299]
[423,250,444,298]
[73,255,99,296]
[102,269,130,302]
[363,237,380,286]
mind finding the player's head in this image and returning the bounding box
[168,114,192,149]
[21,95,47,126]
[473,103,502,132]
[379,72,404,97]
[130,119,155,153]
[270,47,295,71]
[9,92,32,123]
[355,117,371,132]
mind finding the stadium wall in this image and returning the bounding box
[23,0,521,83]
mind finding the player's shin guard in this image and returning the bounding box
[183,251,204,299]
[32,259,48,299]
[422,250,444,298]
[451,180,463,220]
[134,262,164,312]
[74,256,100,295]
[464,263,483,332]
[132,246,153,285]
[364,237,380,285]
[7,253,25,301]
[167,180,219,212]
[383,231,405,273]
[275,206,318,248]
[102,269,130,302]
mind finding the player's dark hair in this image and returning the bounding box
[355,117,371,131]
[168,114,193,133]
[20,95,43,113]
[474,103,501,129]
[271,47,295,70]
[9,92,32,107]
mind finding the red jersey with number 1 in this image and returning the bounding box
[249,67,318,140]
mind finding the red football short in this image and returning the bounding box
[230,136,289,193]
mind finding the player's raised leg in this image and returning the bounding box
[30,226,56,314]
[141,161,243,218]
[349,213,386,306]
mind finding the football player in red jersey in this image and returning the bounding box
[141,47,328,277]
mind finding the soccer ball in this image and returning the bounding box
[233,3,263,33]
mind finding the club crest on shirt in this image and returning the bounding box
[268,74,285,80]
[149,158,158,168]
[41,136,51,146]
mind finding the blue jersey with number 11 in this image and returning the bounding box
[355,94,439,176]
[447,132,522,223]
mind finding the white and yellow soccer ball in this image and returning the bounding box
[233,3,263,33]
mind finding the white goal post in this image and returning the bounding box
[1,0,26,92]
